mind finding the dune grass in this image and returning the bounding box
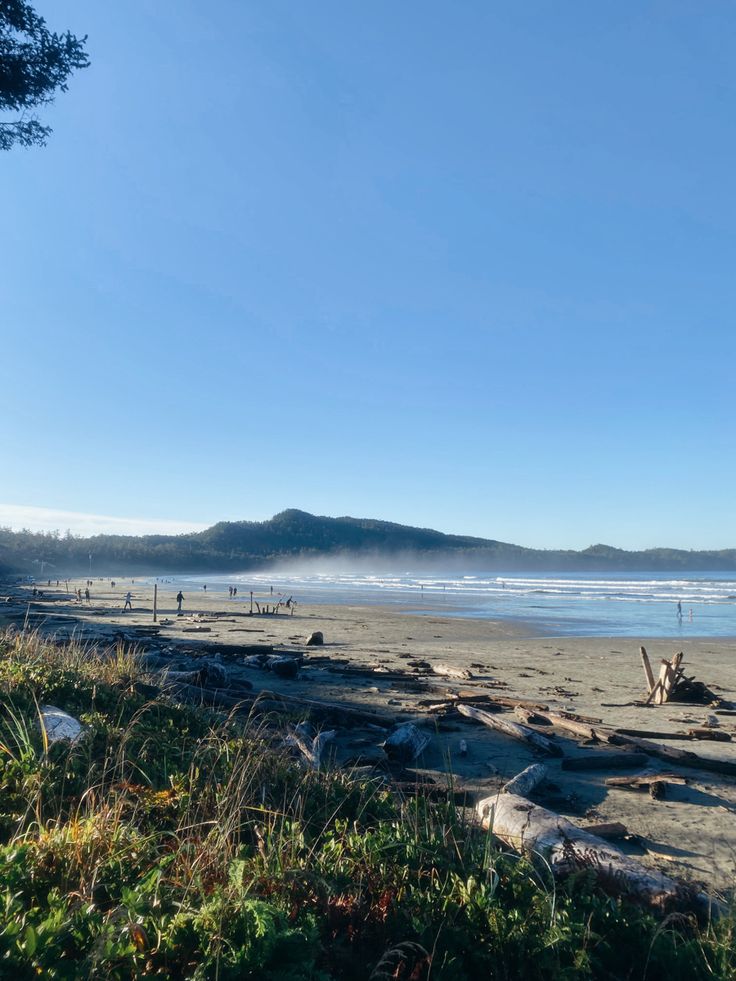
[0,627,734,979]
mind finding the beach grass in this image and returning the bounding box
[0,628,734,979]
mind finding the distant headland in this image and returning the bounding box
[2,508,735,576]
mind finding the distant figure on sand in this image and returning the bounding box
[203,584,207,591]
[84,587,90,603]
[123,591,133,611]
[228,586,233,598]
[233,586,237,596]
[677,600,683,619]
[176,591,184,614]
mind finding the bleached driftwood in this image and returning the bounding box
[288,721,336,770]
[431,663,473,681]
[457,704,563,757]
[640,646,655,693]
[476,792,711,913]
[39,705,85,746]
[502,763,547,797]
[534,710,602,742]
[384,722,431,763]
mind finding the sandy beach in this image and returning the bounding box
[4,577,736,897]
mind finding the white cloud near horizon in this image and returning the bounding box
[0,505,209,537]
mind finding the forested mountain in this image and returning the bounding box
[1,508,735,576]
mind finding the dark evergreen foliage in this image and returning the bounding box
[0,0,89,148]
[1,508,735,576]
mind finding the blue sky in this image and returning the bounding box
[2,1,735,550]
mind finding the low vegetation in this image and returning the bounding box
[0,629,734,979]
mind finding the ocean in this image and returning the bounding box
[150,569,736,638]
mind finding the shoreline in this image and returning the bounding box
[3,577,736,895]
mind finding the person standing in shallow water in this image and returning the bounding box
[176,591,184,614]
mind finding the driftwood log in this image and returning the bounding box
[605,770,688,795]
[561,752,649,771]
[384,723,431,763]
[288,721,336,770]
[476,792,712,914]
[457,704,563,757]
[609,732,736,777]
[431,663,473,681]
[502,763,547,796]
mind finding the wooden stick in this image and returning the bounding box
[457,704,563,757]
[640,646,655,693]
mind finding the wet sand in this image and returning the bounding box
[4,578,736,896]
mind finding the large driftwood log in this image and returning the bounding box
[561,752,649,771]
[609,733,736,777]
[167,682,255,713]
[251,690,393,728]
[476,792,711,913]
[457,704,563,757]
[502,763,547,796]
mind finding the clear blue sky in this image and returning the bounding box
[2,1,735,550]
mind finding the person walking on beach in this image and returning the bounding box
[84,587,90,603]
[123,591,133,612]
[176,591,184,614]
[677,600,683,620]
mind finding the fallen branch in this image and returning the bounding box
[457,704,563,757]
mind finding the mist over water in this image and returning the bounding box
[163,564,736,637]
